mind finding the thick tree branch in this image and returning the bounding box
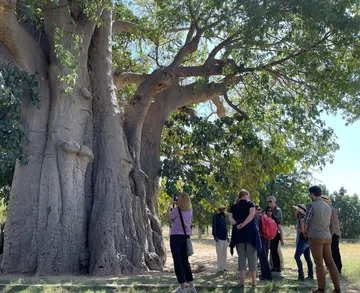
[211,96,226,118]
[205,37,235,65]
[114,71,148,89]
[43,0,73,28]
[222,77,249,120]
[178,106,197,118]
[175,61,255,78]
[261,32,332,69]
[0,0,47,75]
[113,21,140,34]
[169,28,203,68]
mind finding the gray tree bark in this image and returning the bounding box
[0,2,165,275]
[0,0,225,276]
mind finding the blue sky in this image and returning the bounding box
[312,114,360,196]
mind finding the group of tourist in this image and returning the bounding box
[166,186,343,293]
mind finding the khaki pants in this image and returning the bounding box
[308,238,341,290]
[215,239,228,271]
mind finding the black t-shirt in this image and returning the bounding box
[230,200,255,224]
[272,215,280,226]
[229,200,257,244]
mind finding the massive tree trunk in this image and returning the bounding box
[87,10,164,275]
[1,1,165,275]
[0,0,226,276]
[0,1,51,273]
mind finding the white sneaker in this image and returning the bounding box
[187,286,197,293]
[172,287,187,293]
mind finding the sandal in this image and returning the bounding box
[311,289,325,293]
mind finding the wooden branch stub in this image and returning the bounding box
[211,96,226,118]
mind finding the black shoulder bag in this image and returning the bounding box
[178,208,194,256]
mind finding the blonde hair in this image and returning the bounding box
[177,193,191,210]
[234,189,250,204]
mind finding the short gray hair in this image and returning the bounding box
[267,196,276,202]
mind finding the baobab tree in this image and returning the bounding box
[0,0,359,276]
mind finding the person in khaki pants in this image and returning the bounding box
[303,186,341,293]
[212,205,229,272]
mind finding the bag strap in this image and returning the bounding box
[178,208,188,237]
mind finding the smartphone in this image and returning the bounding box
[173,196,178,208]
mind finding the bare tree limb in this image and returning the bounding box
[175,62,255,78]
[211,96,226,117]
[205,37,235,65]
[114,71,149,89]
[261,32,332,69]
[222,77,249,120]
[185,26,195,44]
[113,21,140,34]
[169,28,203,68]
[178,106,197,118]
[0,0,48,75]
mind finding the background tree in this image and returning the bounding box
[0,0,359,276]
[331,188,360,239]
[258,172,312,225]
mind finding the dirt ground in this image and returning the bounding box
[163,238,238,274]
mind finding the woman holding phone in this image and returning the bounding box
[167,193,196,293]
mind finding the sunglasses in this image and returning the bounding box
[267,200,273,203]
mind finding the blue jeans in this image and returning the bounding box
[294,239,313,275]
[259,238,272,279]
[170,235,194,284]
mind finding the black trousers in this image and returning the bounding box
[259,238,272,279]
[331,234,342,274]
[170,235,194,284]
[270,232,281,270]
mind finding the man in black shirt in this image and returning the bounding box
[212,205,229,272]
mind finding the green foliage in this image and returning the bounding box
[160,111,306,217]
[0,64,40,172]
[0,64,40,203]
[0,198,7,224]
[258,172,312,225]
[53,28,81,94]
[331,188,360,239]
[120,0,360,220]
